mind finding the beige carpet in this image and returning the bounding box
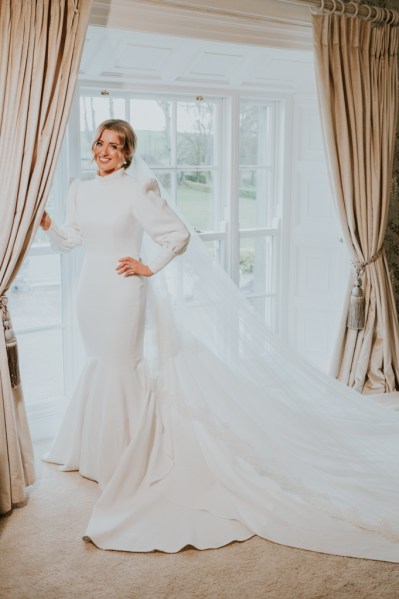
[1,449,399,599]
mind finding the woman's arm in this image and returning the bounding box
[129,178,190,275]
[41,179,83,252]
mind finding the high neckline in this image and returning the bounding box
[95,168,126,182]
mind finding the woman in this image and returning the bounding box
[41,119,254,551]
[41,119,399,561]
[40,119,192,482]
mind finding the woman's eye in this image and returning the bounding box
[110,145,117,150]
[95,141,103,147]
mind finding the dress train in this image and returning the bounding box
[44,165,399,561]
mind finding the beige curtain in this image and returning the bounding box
[0,0,92,514]
[312,14,399,395]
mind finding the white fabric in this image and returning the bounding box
[45,163,399,561]
[47,175,189,274]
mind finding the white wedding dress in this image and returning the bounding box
[44,166,399,561]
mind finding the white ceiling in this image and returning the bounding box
[79,25,316,94]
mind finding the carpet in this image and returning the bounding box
[1,450,399,599]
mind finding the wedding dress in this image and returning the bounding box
[44,162,399,561]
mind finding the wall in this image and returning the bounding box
[90,0,313,49]
[379,0,399,316]
[385,123,399,317]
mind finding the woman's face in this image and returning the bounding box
[93,129,126,176]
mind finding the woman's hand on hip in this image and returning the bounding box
[116,257,154,278]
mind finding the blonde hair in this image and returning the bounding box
[92,119,137,169]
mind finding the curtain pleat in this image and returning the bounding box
[0,0,92,514]
[312,14,399,395]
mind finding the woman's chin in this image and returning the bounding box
[97,165,116,176]
[96,161,124,176]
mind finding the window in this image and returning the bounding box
[238,99,282,325]
[79,89,283,329]
[8,153,67,408]
[8,87,284,423]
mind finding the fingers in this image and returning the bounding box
[117,258,139,267]
[116,257,150,278]
[116,264,135,275]
[40,212,52,230]
[116,257,140,277]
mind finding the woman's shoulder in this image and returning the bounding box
[74,176,93,190]
[125,175,161,196]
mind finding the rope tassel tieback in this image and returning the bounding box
[348,275,365,330]
[0,295,21,389]
[347,248,384,331]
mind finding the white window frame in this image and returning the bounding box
[77,83,286,328]
[18,82,290,440]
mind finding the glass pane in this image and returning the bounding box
[80,96,126,170]
[239,236,275,296]
[131,99,172,167]
[17,329,64,404]
[153,171,172,197]
[201,239,223,265]
[240,101,271,166]
[177,170,213,232]
[177,101,215,166]
[32,183,58,246]
[249,296,275,329]
[8,254,62,330]
[239,168,271,228]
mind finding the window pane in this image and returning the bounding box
[239,168,271,228]
[131,99,172,167]
[201,239,223,265]
[32,184,58,246]
[240,101,271,166]
[80,96,126,170]
[177,170,214,232]
[248,296,275,328]
[239,236,275,296]
[177,101,215,166]
[9,254,62,330]
[153,170,172,196]
[17,329,64,404]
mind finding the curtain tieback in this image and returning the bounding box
[347,248,384,331]
[354,247,384,273]
[0,294,21,388]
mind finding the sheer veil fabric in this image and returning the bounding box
[50,156,399,561]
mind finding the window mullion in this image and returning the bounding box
[228,93,240,284]
[171,100,177,203]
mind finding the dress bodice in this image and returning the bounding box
[47,169,190,274]
[76,173,144,261]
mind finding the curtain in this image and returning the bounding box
[312,14,399,395]
[0,0,92,514]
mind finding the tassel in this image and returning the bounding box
[347,276,365,330]
[346,249,383,332]
[1,295,21,389]
[4,321,21,388]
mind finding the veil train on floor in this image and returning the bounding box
[115,155,399,561]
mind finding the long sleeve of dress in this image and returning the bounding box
[132,179,190,274]
[46,179,83,252]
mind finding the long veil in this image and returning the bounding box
[122,155,399,560]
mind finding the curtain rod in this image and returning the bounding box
[277,0,399,25]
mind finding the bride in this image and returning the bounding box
[41,118,399,561]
